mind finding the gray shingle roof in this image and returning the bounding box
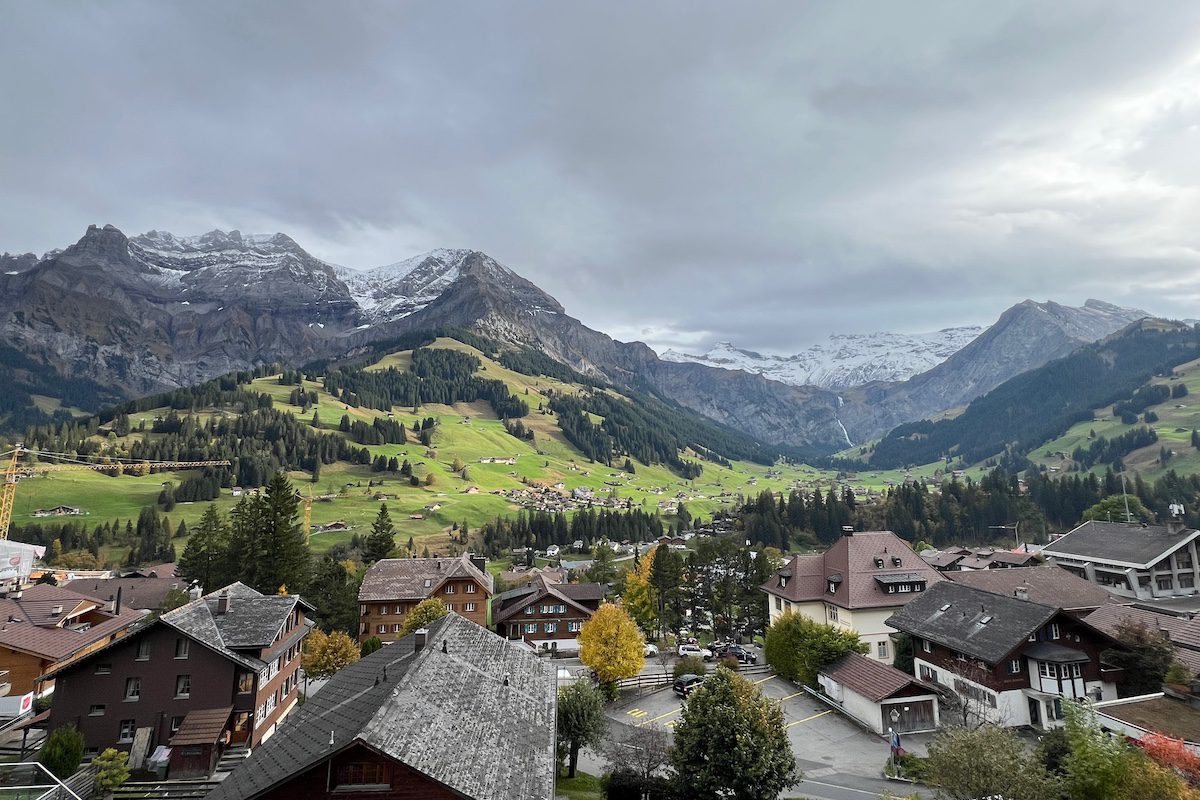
[1043,520,1200,568]
[358,554,494,602]
[885,581,1059,664]
[947,566,1115,611]
[204,614,556,800]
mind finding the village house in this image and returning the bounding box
[357,554,493,644]
[761,530,944,662]
[923,547,1041,572]
[31,506,82,518]
[491,574,604,654]
[1042,517,1200,600]
[43,582,313,768]
[1085,603,1200,678]
[886,581,1123,730]
[64,563,197,613]
[817,652,941,735]
[203,614,556,800]
[0,583,145,715]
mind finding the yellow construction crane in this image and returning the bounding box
[0,445,231,541]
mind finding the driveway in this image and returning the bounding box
[600,674,931,799]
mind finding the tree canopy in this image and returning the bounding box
[579,603,644,685]
[302,628,361,680]
[764,612,866,687]
[556,680,607,779]
[400,597,448,637]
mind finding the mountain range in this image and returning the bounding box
[0,225,1153,454]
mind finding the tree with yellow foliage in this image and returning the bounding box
[580,603,644,692]
[301,629,360,680]
[400,597,448,636]
[623,547,658,635]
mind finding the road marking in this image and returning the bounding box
[785,709,833,728]
[752,675,774,686]
[779,690,804,701]
[627,709,649,718]
[638,706,684,726]
[666,721,677,729]
[797,778,893,797]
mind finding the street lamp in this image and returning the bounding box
[989,521,1020,549]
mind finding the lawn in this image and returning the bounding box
[555,771,603,800]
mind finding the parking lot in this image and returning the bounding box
[605,673,932,792]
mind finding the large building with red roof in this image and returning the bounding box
[761,530,944,662]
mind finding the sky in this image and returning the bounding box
[4,2,1200,355]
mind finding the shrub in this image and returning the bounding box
[92,748,130,794]
[720,655,740,671]
[39,724,84,779]
[360,636,383,657]
[603,767,644,800]
[674,656,707,679]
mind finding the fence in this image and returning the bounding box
[616,663,773,690]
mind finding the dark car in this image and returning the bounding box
[673,673,705,697]
[723,645,758,665]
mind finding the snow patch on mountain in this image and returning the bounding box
[340,248,519,322]
[661,327,985,390]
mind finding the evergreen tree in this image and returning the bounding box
[364,504,396,562]
[178,504,233,592]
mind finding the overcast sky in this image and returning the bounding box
[4,2,1200,354]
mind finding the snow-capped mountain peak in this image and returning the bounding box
[661,327,985,389]
[340,248,520,321]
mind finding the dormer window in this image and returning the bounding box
[874,558,885,569]
[892,557,902,567]
[828,581,837,594]
[779,576,788,588]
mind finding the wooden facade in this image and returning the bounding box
[360,576,488,644]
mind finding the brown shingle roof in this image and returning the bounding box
[821,652,935,702]
[0,584,145,661]
[359,554,494,602]
[1084,603,1200,675]
[948,566,1114,611]
[170,707,233,746]
[1098,696,1200,743]
[762,532,945,610]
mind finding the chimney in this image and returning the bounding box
[414,628,428,652]
[114,586,123,616]
[1014,586,1030,601]
[217,592,230,615]
[50,605,62,617]
[441,639,448,654]
[470,554,486,575]
[503,673,510,687]
[436,560,442,571]
[842,525,854,537]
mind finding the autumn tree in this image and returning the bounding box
[302,629,361,680]
[623,547,658,635]
[579,603,644,689]
[400,597,448,636]
[364,503,396,562]
[924,725,1061,800]
[557,680,607,779]
[763,612,866,687]
[670,668,799,799]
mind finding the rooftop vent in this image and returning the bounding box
[841,526,854,537]
[939,604,951,612]
[503,673,510,687]
[217,592,231,616]
[441,639,448,654]
[1014,587,1030,601]
[414,628,428,652]
[980,616,993,625]
[50,605,62,617]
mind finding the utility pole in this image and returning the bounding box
[988,522,1020,549]
[1120,471,1133,523]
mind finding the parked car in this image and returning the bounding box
[673,673,705,697]
[723,645,758,665]
[644,642,659,657]
[677,643,712,659]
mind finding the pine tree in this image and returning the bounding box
[178,505,233,592]
[259,472,311,594]
[364,504,396,562]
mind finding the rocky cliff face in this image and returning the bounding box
[837,299,1149,443]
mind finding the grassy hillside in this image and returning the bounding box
[7,337,858,561]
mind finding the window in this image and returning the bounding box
[921,639,932,654]
[1009,659,1022,674]
[568,621,582,632]
[827,605,839,622]
[525,606,535,615]
[1039,662,1057,678]
[827,581,838,594]
[898,584,912,593]
[524,623,538,634]
[877,641,888,659]
[377,625,386,634]
[378,605,388,615]
[95,663,111,675]
[423,579,432,589]
[1070,663,1082,678]
[465,583,476,593]
[337,762,393,788]
[237,672,254,694]
[359,604,367,616]
[444,585,455,595]
[135,640,150,661]
[124,677,141,701]
[1049,623,1060,640]
[918,664,938,683]
[775,597,782,611]
[1158,576,1175,591]
[1178,551,1194,570]
[118,719,136,743]
[175,674,191,699]
[464,603,476,612]
[174,639,189,659]
[88,704,105,716]
[545,622,558,634]
[170,715,184,734]
[395,605,403,614]
[392,624,402,633]
[445,603,455,612]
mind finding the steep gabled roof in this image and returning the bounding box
[204,614,556,800]
[886,581,1060,664]
[359,554,494,602]
[762,532,944,610]
[1043,520,1200,568]
[948,566,1114,611]
[491,576,602,625]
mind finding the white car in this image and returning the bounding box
[677,643,712,659]
[644,643,659,657]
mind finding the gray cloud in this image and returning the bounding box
[4,1,1200,354]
